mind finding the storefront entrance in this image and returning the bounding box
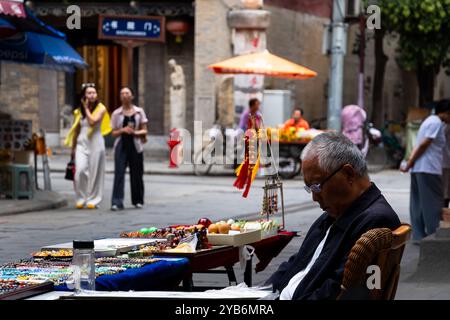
[75,44,131,112]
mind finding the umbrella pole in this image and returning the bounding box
[259,115,280,177]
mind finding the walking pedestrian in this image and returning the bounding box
[64,83,112,209]
[341,105,367,156]
[401,99,450,241]
[442,100,450,207]
[110,87,148,211]
[239,98,262,133]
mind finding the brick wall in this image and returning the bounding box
[0,62,64,143]
[265,0,332,18]
[194,0,234,129]
[0,62,40,132]
[38,69,59,133]
[344,25,410,122]
[139,43,166,135]
[57,72,66,113]
[265,6,331,123]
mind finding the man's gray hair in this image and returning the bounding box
[301,132,368,177]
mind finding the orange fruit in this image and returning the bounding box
[218,224,231,234]
[231,224,241,231]
[208,224,219,234]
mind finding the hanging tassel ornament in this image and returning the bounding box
[233,115,261,198]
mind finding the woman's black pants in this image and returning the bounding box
[112,140,144,207]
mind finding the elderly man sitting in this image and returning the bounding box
[265,132,401,300]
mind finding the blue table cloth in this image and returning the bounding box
[55,257,189,292]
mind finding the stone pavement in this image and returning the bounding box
[0,169,449,299]
[46,148,223,176]
[0,190,67,217]
[2,153,234,217]
[43,150,239,176]
[45,152,201,176]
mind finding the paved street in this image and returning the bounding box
[0,169,314,263]
[1,168,449,299]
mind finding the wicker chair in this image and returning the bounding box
[337,223,411,300]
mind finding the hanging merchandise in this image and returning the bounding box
[233,114,262,198]
[260,175,285,229]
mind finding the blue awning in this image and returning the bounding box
[0,17,18,38]
[0,31,87,72]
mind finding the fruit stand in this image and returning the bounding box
[267,127,325,179]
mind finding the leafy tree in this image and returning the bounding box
[377,0,450,106]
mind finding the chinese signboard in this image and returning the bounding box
[98,15,165,42]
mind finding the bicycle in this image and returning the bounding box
[364,121,406,173]
[364,123,387,173]
[381,121,406,168]
[194,120,311,179]
[192,125,243,176]
[309,117,328,130]
[193,124,278,177]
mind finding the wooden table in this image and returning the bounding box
[156,232,297,291]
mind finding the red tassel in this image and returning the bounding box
[233,160,249,189]
[233,116,259,197]
[242,164,256,198]
[242,174,253,198]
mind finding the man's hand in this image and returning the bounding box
[406,159,414,170]
[401,138,433,173]
[400,158,415,172]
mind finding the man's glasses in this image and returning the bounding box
[304,164,345,194]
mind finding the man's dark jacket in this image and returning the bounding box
[266,183,401,300]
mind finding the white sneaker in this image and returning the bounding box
[135,203,143,209]
[111,205,119,211]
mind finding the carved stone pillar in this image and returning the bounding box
[227,1,270,125]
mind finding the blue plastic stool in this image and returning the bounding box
[0,164,34,199]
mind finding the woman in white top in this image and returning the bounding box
[65,84,112,209]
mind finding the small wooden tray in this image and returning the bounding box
[207,229,261,247]
[0,282,54,300]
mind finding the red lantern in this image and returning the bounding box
[166,20,189,43]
